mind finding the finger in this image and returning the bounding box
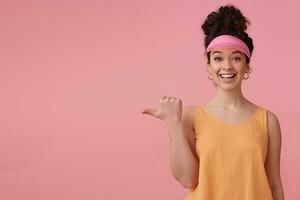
[141,108,155,115]
[160,95,166,100]
[160,96,168,103]
[164,97,171,102]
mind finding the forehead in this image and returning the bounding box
[211,47,243,55]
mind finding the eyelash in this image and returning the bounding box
[214,57,241,61]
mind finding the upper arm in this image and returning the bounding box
[265,110,283,189]
[182,106,198,158]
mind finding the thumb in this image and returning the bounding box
[141,108,156,116]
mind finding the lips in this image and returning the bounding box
[219,73,237,78]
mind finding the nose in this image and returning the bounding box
[221,58,234,70]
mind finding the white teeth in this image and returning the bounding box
[220,74,236,78]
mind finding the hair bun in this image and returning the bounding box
[202,4,250,39]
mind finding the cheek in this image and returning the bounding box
[232,62,245,70]
[237,60,247,68]
[208,65,219,73]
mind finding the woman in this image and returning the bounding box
[142,4,284,200]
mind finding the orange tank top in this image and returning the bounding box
[184,104,273,200]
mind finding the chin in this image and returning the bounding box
[221,86,238,91]
[221,82,242,90]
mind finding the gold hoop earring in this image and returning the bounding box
[243,72,249,80]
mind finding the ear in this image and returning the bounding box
[247,64,252,73]
[207,64,212,74]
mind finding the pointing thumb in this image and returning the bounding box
[141,108,156,116]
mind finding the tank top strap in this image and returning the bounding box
[194,105,207,138]
[256,106,268,131]
[193,106,200,135]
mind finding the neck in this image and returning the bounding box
[210,87,248,109]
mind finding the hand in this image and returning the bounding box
[141,95,183,124]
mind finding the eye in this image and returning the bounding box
[234,57,241,61]
[214,56,222,61]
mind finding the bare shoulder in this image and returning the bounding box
[266,109,281,131]
[266,109,278,119]
[265,109,282,147]
[182,105,198,131]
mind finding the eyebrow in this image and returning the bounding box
[212,50,243,55]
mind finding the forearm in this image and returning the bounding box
[167,121,199,189]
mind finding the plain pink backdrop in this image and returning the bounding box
[0,0,299,199]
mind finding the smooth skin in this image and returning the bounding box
[142,46,284,199]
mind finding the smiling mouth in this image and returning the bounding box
[219,74,237,79]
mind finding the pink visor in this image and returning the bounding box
[204,34,251,58]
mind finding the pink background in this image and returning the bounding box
[0,0,299,199]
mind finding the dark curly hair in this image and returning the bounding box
[201,4,254,64]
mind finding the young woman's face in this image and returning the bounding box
[207,46,250,89]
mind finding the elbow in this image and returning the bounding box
[179,174,198,190]
[172,170,198,189]
[171,161,199,189]
[181,177,198,189]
